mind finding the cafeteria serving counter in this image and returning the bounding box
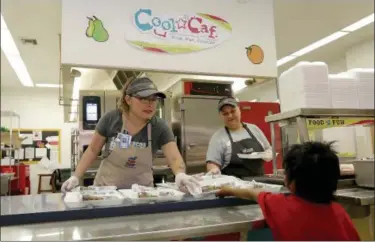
[1,186,373,241]
[1,193,271,241]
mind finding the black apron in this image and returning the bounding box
[221,123,265,179]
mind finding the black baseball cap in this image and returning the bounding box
[126,77,166,98]
[218,97,238,111]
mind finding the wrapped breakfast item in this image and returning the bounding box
[156,173,241,197]
[118,184,185,203]
[237,180,283,193]
[64,192,86,209]
[71,185,117,192]
[64,189,125,208]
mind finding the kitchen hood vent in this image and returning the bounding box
[113,70,143,90]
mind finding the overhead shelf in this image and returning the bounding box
[265,108,375,123]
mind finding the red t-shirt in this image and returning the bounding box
[257,192,360,241]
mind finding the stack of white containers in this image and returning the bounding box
[347,68,374,109]
[328,73,359,109]
[278,61,331,112]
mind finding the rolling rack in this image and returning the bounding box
[0,111,22,195]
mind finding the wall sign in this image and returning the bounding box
[61,0,278,78]
[127,9,232,54]
[306,117,374,130]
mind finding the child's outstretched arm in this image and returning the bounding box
[216,186,264,202]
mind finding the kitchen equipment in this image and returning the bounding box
[167,79,234,174]
[353,159,374,188]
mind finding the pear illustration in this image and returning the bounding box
[86,17,95,37]
[85,16,109,42]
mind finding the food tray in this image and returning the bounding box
[238,180,283,193]
[119,188,185,203]
[64,190,125,208]
[71,185,117,192]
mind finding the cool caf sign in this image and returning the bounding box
[126,8,233,54]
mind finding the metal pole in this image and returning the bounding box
[296,117,310,142]
[270,122,277,176]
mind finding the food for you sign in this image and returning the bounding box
[127,9,232,54]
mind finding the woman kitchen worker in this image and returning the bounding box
[206,97,273,179]
[62,77,199,192]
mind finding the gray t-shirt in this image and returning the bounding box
[96,109,175,158]
[206,123,271,169]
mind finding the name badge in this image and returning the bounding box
[118,133,132,149]
[109,137,117,151]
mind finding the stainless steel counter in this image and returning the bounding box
[1,204,264,241]
[336,188,374,206]
[1,186,373,241]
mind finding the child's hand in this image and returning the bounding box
[216,186,234,197]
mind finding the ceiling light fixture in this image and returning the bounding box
[342,13,374,32]
[277,13,374,67]
[276,56,297,67]
[1,14,34,87]
[35,83,62,88]
[291,31,348,57]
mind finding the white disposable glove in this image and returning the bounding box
[175,173,202,196]
[61,176,79,193]
[206,167,221,176]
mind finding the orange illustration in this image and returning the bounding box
[246,45,264,64]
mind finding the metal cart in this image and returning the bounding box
[265,108,375,176]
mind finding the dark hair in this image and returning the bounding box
[283,141,340,204]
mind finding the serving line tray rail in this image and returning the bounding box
[0,193,255,227]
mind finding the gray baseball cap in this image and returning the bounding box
[218,97,238,111]
[126,77,166,98]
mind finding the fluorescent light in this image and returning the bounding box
[277,14,372,67]
[342,13,374,32]
[69,77,81,122]
[291,31,348,57]
[1,14,34,87]
[276,56,297,67]
[35,83,62,88]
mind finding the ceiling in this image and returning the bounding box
[1,0,374,89]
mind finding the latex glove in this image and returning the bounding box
[61,176,79,193]
[206,167,221,176]
[175,173,202,196]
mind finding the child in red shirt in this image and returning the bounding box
[216,141,360,241]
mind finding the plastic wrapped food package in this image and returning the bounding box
[237,180,283,193]
[118,185,186,203]
[71,185,117,192]
[64,189,125,208]
[156,174,242,197]
[198,175,241,194]
[63,192,86,209]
